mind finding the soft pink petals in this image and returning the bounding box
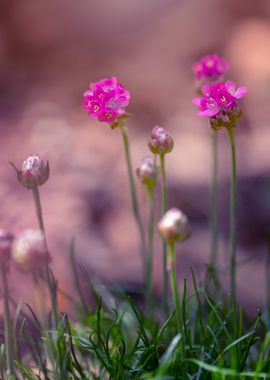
[224,81,247,99]
[234,86,247,99]
[192,97,201,106]
[225,80,236,94]
[83,77,130,123]
[201,84,212,96]
[193,80,247,118]
[193,54,229,81]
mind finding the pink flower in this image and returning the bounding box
[193,54,229,82]
[192,81,247,122]
[83,77,130,123]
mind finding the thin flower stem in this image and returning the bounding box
[32,186,58,327]
[160,153,169,315]
[168,241,182,333]
[226,127,237,304]
[210,129,218,268]
[32,270,47,328]
[167,241,186,372]
[266,233,270,320]
[146,186,154,318]
[0,264,14,378]
[69,238,88,315]
[119,125,146,272]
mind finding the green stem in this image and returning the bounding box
[266,233,270,320]
[119,125,146,273]
[226,127,237,304]
[168,242,182,333]
[160,153,169,315]
[168,241,186,374]
[69,238,88,315]
[210,129,218,268]
[32,186,58,327]
[146,186,154,318]
[32,270,47,328]
[0,264,14,378]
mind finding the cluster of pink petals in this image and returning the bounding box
[83,77,130,123]
[192,81,247,118]
[193,54,229,81]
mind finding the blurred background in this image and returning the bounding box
[1,0,270,313]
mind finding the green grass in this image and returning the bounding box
[1,266,269,380]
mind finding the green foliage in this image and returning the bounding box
[1,273,269,380]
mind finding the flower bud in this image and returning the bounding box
[158,208,190,243]
[17,155,49,189]
[0,230,14,266]
[136,156,158,188]
[148,126,174,155]
[11,229,51,273]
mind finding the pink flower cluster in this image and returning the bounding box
[193,54,229,81]
[83,77,130,123]
[193,81,247,118]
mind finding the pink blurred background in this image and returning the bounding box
[1,0,270,313]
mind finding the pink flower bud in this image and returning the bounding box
[136,156,158,188]
[18,155,49,189]
[158,208,190,243]
[148,126,174,155]
[0,230,14,265]
[11,229,51,273]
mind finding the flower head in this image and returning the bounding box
[0,230,14,266]
[83,76,130,124]
[158,208,190,243]
[11,229,50,273]
[14,155,49,189]
[193,81,247,129]
[148,126,174,155]
[193,54,229,82]
[136,156,158,188]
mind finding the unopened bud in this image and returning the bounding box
[148,126,174,155]
[158,208,190,243]
[17,155,49,189]
[136,156,158,188]
[11,229,50,273]
[0,230,14,265]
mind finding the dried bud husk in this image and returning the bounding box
[136,156,158,188]
[17,155,49,189]
[0,230,14,266]
[11,229,51,273]
[158,208,190,243]
[148,126,174,155]
[210,108,242,131]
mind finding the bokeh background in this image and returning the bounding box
[1,0,270,313]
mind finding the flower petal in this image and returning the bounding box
[225,81,236,94]
[192,97,201,106]
[234,86,247,99]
